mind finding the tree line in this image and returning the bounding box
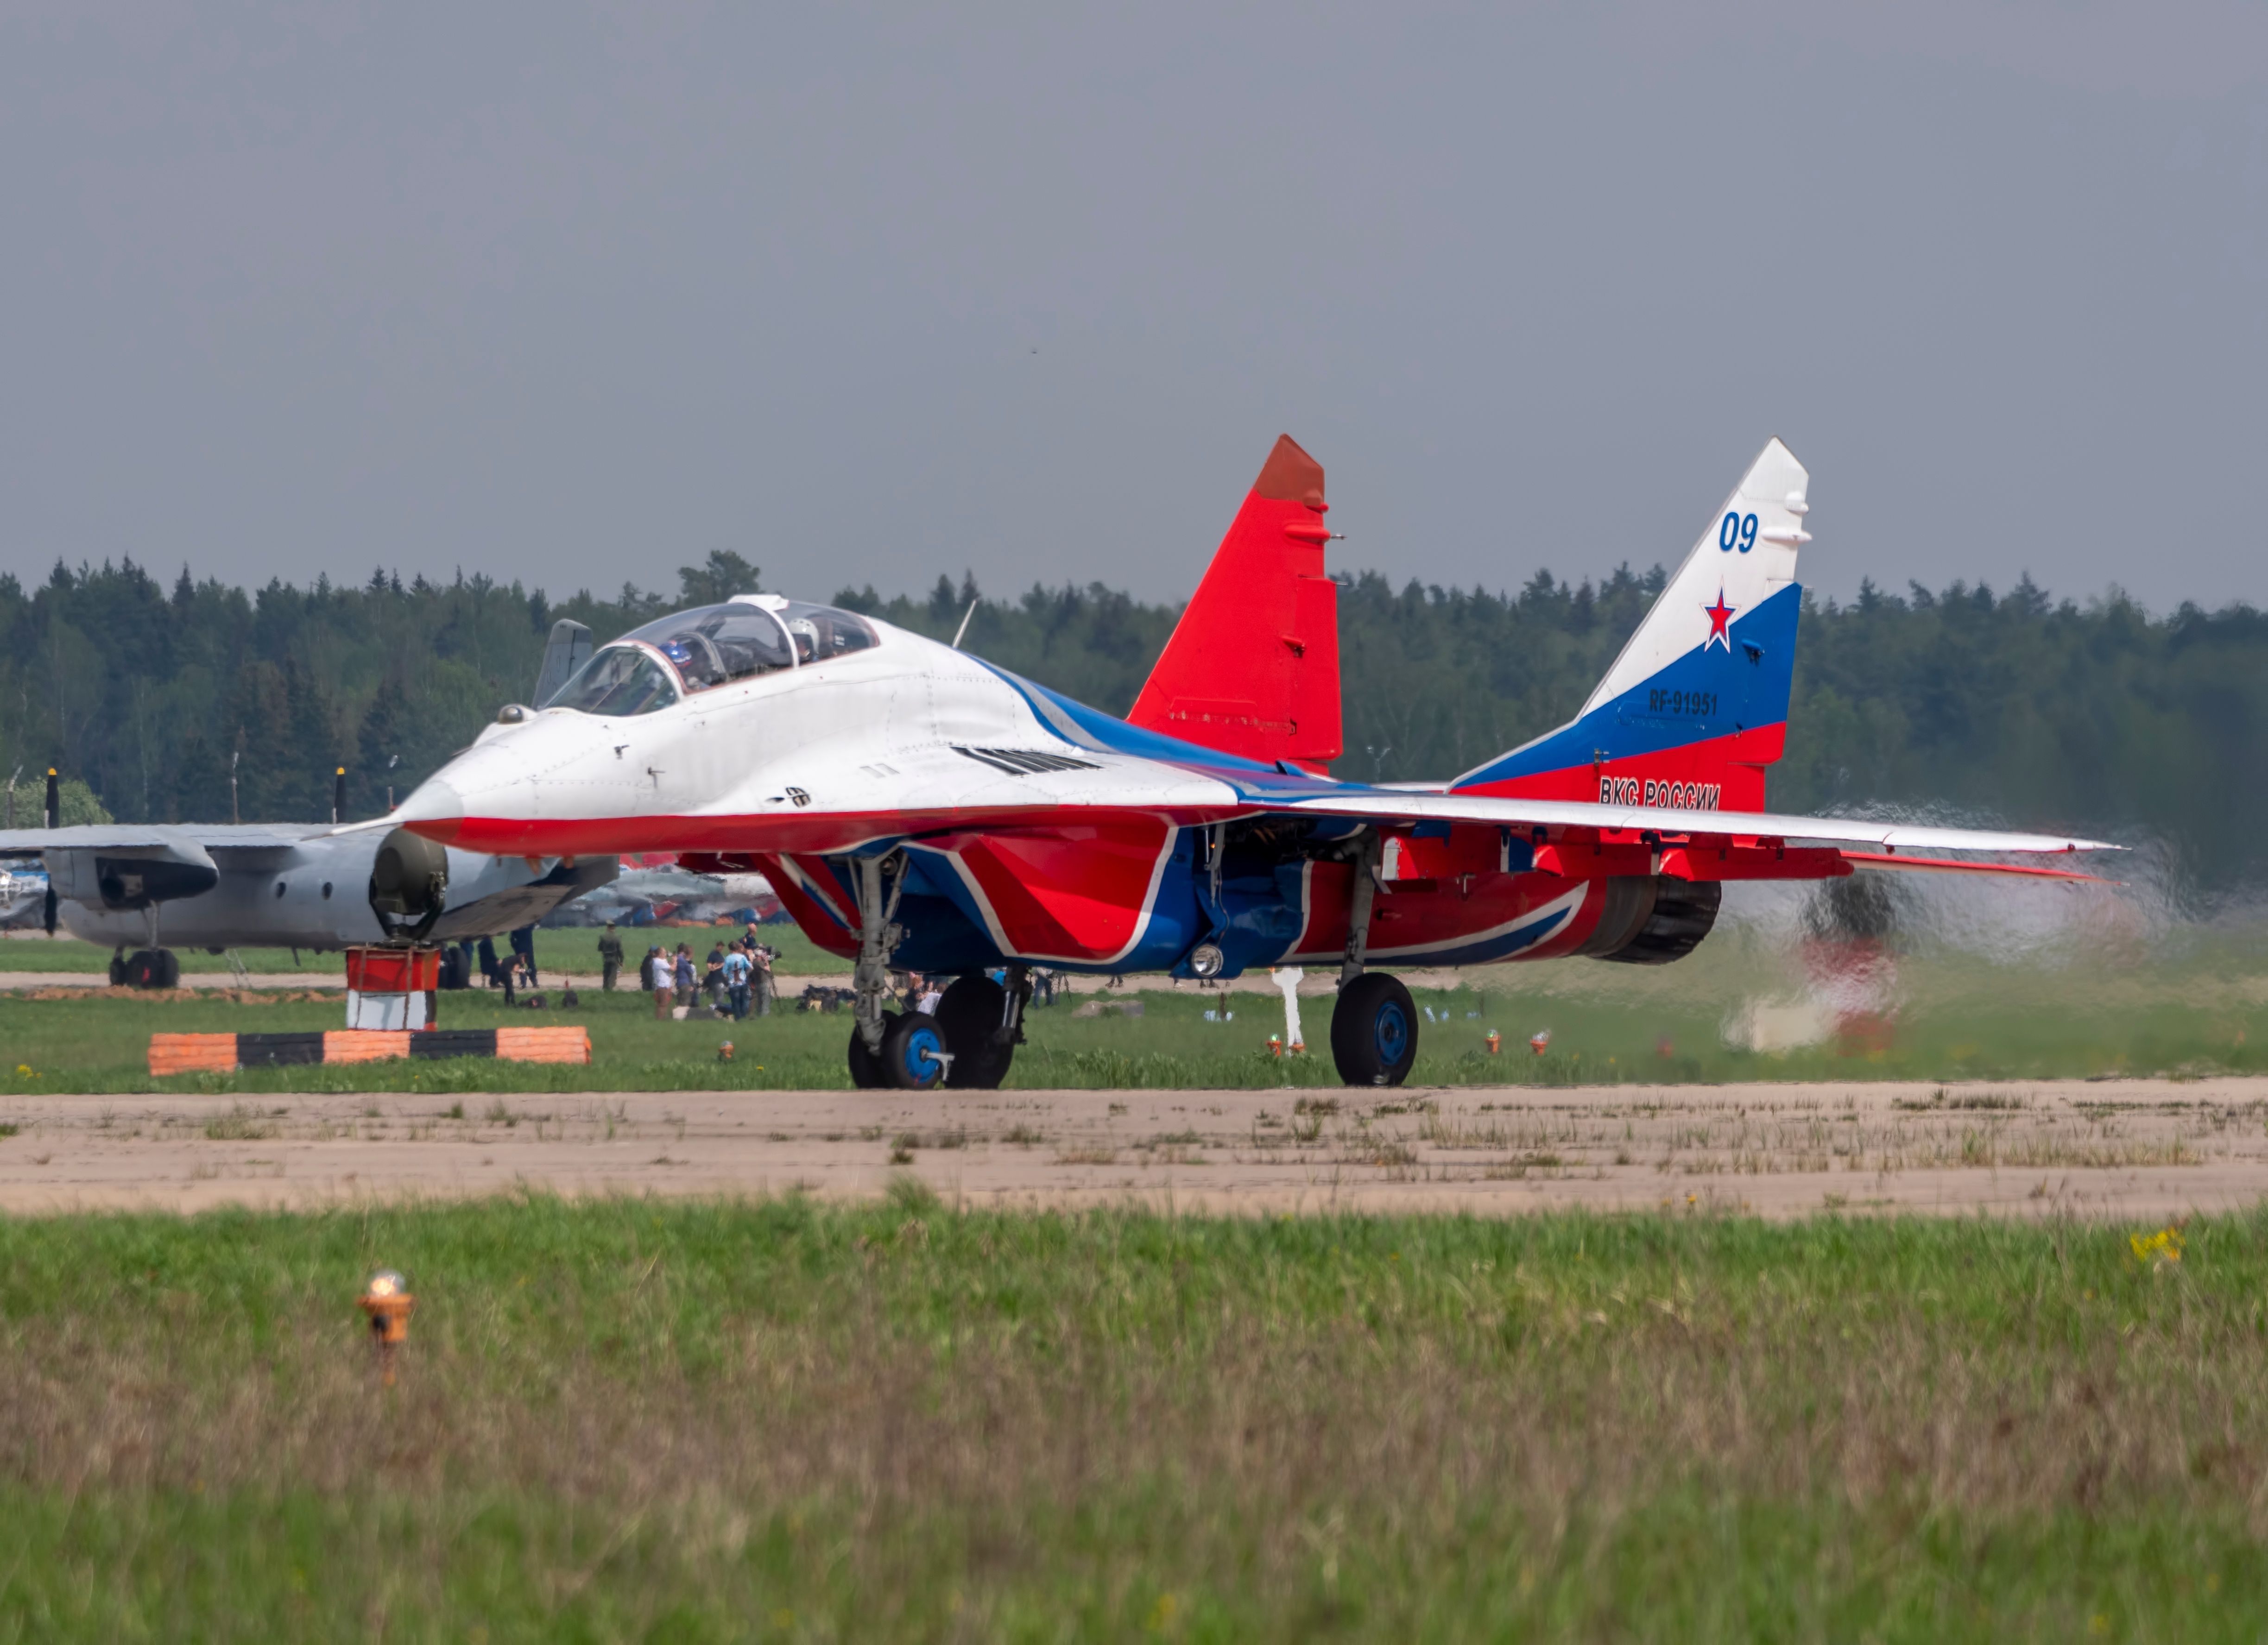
[1,551,2260,891]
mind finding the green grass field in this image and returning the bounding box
[6,921,2268,1093]
[0,1196,2261,1639]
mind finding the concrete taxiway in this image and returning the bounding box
[0,1077,2259,1221]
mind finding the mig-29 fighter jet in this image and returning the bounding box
[386,436,2116,1089]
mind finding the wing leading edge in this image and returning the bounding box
[0,825,329,855]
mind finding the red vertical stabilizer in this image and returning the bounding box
[1128,435,1342,772]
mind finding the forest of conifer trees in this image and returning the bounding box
[2,550,2262,892]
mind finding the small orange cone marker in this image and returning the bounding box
[360,1269,415,1387]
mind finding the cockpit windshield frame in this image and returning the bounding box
[545,600,883,710]
[541,643,682,717]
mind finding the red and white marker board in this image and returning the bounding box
[344,945,442,1031]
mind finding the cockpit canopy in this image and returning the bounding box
[543,597,879,714]
[545,646,678,716]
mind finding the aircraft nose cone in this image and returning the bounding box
[392,778,463,842]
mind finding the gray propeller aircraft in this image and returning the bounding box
[0,622,616,986]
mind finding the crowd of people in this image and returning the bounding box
[451,920,781,1019]
[464,924,1068,1025]
[455,924,1086,1030]
[600,921,778,1020]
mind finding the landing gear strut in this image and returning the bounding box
[843,851,953,1091]
[846,851,903,1088]
[113,902,181,990]
[1329,832,1418,1086]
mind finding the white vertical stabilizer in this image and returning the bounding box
[1580,438,1809,716]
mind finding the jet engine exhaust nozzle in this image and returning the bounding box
[369,827,450,942]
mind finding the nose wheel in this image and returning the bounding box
[880,1011,950,1090]
[935,973,1018,1089]
[1330,972,1418,1087]
[850,975,1023,1091]
[847,1022,885,1089]
[847,1013,954,1090]
[851,1015,951,1089]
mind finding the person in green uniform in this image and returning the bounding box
[754,941,776,1017]
[598,922,624,991]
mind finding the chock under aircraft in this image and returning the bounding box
[383,435,2115,1088]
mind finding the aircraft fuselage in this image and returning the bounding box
[395,618,1697,977]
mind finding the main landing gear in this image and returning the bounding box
[841,852,1033,1092]
[1332,972,1418,1087]
[1327,831,1420,1087]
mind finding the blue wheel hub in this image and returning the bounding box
[1373,1001,1409,1064]
[899,1021,944,1085]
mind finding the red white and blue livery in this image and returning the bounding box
[388,436,2116,1089]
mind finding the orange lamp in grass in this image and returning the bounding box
[360,1269,415,1383]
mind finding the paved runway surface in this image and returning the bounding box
[0,1077,2261,1220]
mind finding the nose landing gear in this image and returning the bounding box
[848,968,1029,1091]
[844,851,906,1088]
[842,850,960,1090]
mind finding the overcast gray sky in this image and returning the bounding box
[4,2,2264,611]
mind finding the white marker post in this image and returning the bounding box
[1271,966,1304,1053]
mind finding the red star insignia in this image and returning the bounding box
[1702,587,1736,649]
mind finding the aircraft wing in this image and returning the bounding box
[988,667,2117,860]
[0,825,328,857]
[1267,790,2117,865]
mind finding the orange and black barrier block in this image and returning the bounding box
[149,1027,590,1075]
